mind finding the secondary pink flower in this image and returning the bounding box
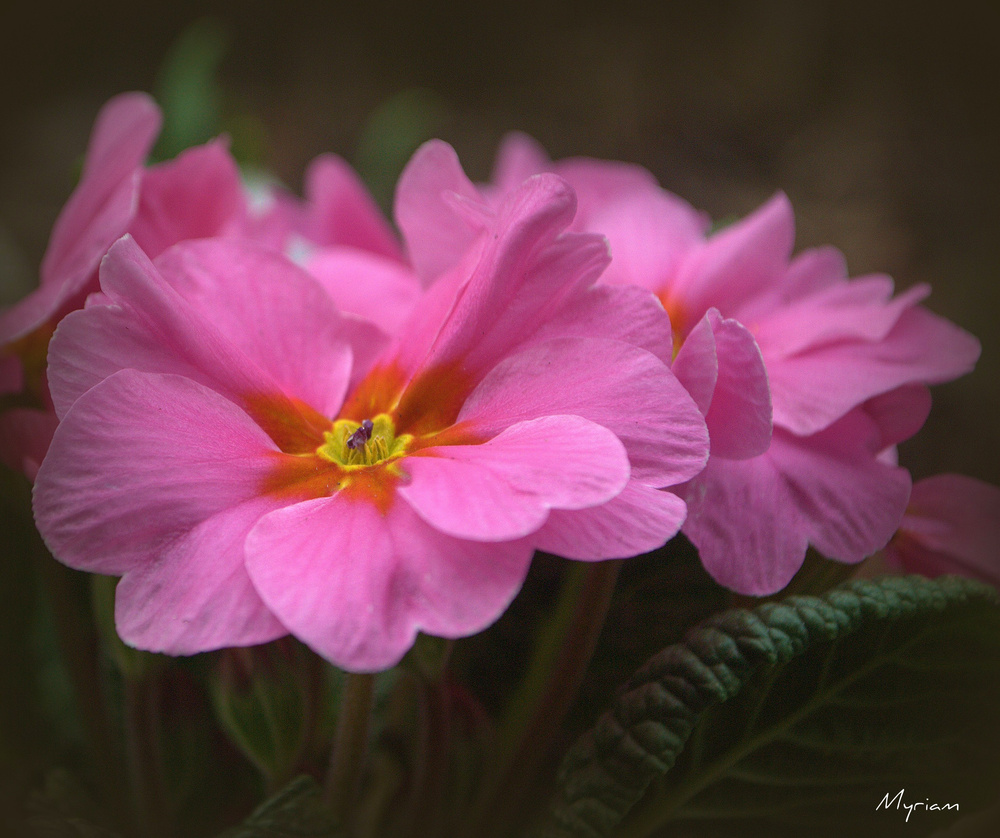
[34,171,708,671]
[491,135,981,593]
[883,474,1000,587]
[0,92,248,477]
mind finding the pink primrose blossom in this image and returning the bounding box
[882,474,1000,588]
[0,92,248,477]
[34,169,708,672]
[491,135,981,593]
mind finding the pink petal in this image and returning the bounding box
[673,310,772,459]
[33,369,281,576]
[682,412,911,594]
[303,153,403,260]
[245,493,534,671]
[523,283,674,366]
[862,384,932,449]
[892,475,1000,586]
[394,140,487,283]
[413,174,609,378]
[672,192,794,322]
[752,278,927,360]
[115,497,287,654]
[48,239,350,441]
[488,131,551,195]
[1,94,160,344]
[768,304,981,435]
[304,246,422,336]
[128,139,247,259]
[459,336,708,487]
[551,158,667,230]
[535,481,689,560]
[399,414,630,541]
[585,186,707,292]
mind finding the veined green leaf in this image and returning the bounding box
[536,575,1000,838]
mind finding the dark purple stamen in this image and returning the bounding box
[346,419,374,450]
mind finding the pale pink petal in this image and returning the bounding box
[304,247,422,336]
[671,313,719,415]
[0,407,58,481]
[681,452,809,594]
[458,337,708,487]
[525,283,674,366]
[40,93,160,290]
[245,494,534,671]
[1,94,159,344]
[673,310,771,459]
[115,497,287,654]
[671,192,794,321]
[154,239,355,416]
[682,412,911,594]
[128,139,246,258]
[489,131,551,195]
[891,475,1000,586]
[33,370,280,576]
[535,481,688,560]
[303,153,402,260]
[399,414,630,541]
[585,187,707,292]
[752,278,927,360]
[736,246,847,323]
[768,304,981,435]
[772,417,912,565]
[551,158,667,230]
[700,312,771,460]
[394,140,487,283]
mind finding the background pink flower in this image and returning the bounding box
[490,136,981,593]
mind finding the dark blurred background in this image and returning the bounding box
[2,0,998,484]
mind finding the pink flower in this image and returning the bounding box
[883,474,1000,588]
[491,135,981,593]
[34,171,708,671]
[0,92,248,477]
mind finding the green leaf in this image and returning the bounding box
[217,776,342,838]
[536,575,1000,838]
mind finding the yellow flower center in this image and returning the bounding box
[316,413,413,470]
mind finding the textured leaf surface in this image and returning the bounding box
[536,576,1000,838]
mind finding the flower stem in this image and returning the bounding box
[324,671,376,822]
[123,665,168,838]
[465,558,622,838]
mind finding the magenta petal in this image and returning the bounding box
[394,140,487,283]
[672,313,719,415]
[115,497,287,654]
[128,139,246,259]
[460,337,708,487]
[892,475,1000,586]
[535,481,688,560]
[399,414,630,541]
[672,192,794,321]
[303,153,402,259]
[245,494,534,671]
